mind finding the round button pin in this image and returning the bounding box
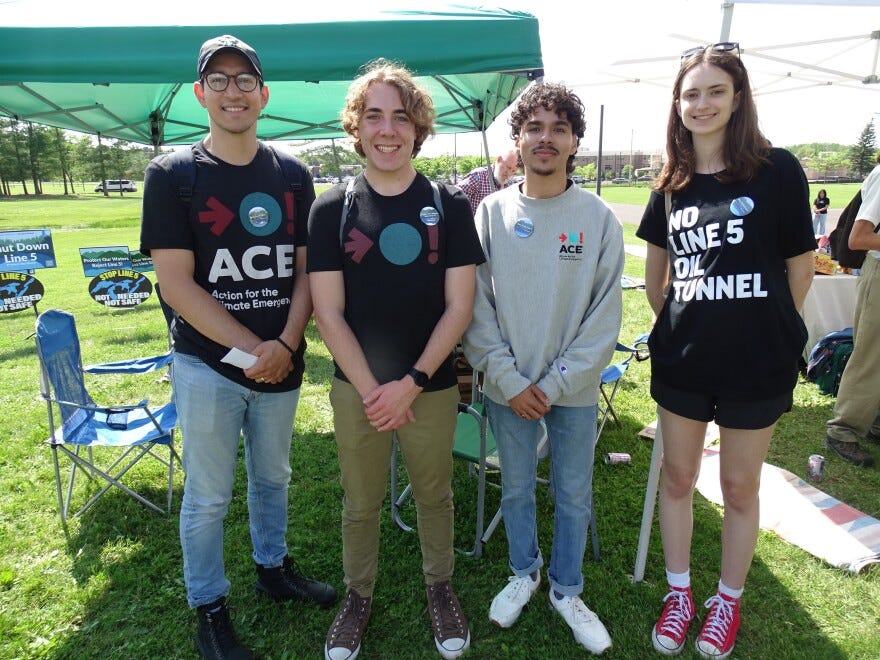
[514,218,534,238]
[420,207,440,226]
[248,206,269,228]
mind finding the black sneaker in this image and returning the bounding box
[826,436,875,467]
[865,431,880,445]
[255,555,338,608]
[195,597,254,660]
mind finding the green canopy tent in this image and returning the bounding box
[0,4,543,151]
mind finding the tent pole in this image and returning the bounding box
[720,2,734,42]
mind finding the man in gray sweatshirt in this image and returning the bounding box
[463,82,624,655]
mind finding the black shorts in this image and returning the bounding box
[651,379,792,430]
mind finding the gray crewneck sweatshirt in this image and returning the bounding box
[463,182,624,407]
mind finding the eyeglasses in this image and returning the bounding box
[202,72,260,93]
[681,42,741,60]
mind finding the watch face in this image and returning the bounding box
[409,368,428,387]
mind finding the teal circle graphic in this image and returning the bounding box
[379,223,422,265]
[730,196,754,217]
[240,193,281,236]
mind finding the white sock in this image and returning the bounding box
[718,580,743,600]
[666,569,690,590]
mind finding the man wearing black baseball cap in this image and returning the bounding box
[197,34,264,81]
[141,34,337,659]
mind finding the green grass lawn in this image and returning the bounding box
[0,193,878,659]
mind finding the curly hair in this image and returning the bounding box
[509,82,585,174]
[656,48,769,193]
[340,59,436,158]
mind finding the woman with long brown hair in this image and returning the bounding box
[637,43,816,659]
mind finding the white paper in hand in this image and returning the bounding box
[222,347,258,370]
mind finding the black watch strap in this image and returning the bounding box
[407,367,429,388]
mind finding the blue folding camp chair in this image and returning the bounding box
[35,309,179,522]
[598,333,650,441]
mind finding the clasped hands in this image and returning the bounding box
[243,338,293,385]
[363,378,420,432]
[509,384,550,421]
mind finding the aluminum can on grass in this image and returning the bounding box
[604,452,631,465]
[807,454,825,481]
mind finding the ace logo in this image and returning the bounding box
[558,231,584,258]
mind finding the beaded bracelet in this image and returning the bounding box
[275,337,296,359]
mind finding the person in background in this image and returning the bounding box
[307,59,483,660]
[637,42,815,659]
[825,153,880,468]
[140,35,337,659]
[463,81,623,656]
[457,148,519,214]
[812,188,830,236]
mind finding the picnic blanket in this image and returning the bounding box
[696,448,880,573]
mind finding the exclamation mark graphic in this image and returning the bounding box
[427,225,439,264]
[284,192,295,236]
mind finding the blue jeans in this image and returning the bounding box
[813,213,826,236]
[485,399,598,597]
[173,352,300,608]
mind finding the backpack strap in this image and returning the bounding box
[169,144,305,210]
[268,145,304,205]
[167,144,197,207]
[338,175,444,246]
[339,174,359,245]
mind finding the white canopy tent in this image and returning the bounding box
[441,0,879,157]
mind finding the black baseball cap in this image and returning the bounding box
[197,35,263,80]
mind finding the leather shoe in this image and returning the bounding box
[826,436,875,467]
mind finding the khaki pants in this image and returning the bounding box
[330,378,459,597]
[827,255,880,442]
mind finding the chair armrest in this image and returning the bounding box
[42,395,150,414]
[83,351,173,375]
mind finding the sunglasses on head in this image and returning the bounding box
[681,42,741,60]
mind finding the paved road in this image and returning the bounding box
[609,202,843,232]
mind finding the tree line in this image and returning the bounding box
[0,119,154,196]
[2,118,876,197]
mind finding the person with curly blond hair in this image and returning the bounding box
[308,59,484,660]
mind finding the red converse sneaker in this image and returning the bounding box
[652,586,694,655]
[696,592,740,659]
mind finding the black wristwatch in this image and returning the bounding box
[407,367,429,388]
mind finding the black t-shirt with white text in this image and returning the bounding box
[637,148,817,399]
[140,141,313,391]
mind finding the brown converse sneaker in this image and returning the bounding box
[325,589,371,660]
[826,436,875,467]
[426,581,470,659]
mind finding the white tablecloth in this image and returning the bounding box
[801,274,858,359]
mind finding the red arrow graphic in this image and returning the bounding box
[198,197,235,236]
[344,228,374,264]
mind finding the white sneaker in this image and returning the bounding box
[489,573,541,628]
[549,593,612,655]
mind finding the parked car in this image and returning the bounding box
[637,175,654,181]
[610,177,629,184]
[95,179,137,192]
